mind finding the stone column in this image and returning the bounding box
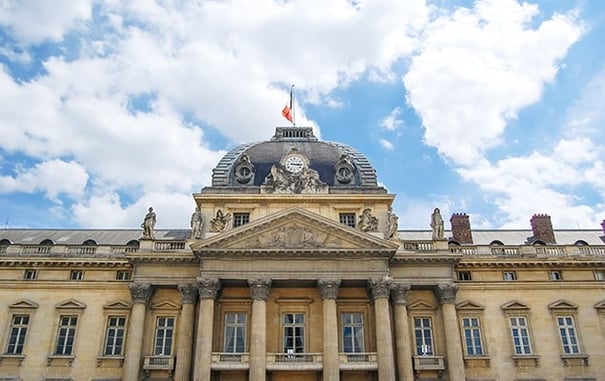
[123,283,152,381]
[391,283,414,381]
[193,278,221,381]
[174,283,198,381]
[248,278,271,381]
[318,279,341,381]
[435,283,465,381]
[369,278,395,381]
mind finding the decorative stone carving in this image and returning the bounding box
[141,207,156,239]
[233,153,255,185]
[358,208,378,232]
[210,209,231,232]
[385,207,399,240]
[262,150,328,194]
[369,277,392,300]
[435,283,459,304]
[197,278,221,299]
[390,282,411,305]
[178,283,198,304]
[430,207,445,240]
[190,207,204,239]
[334,153,355,184]
[248,278,271,301]
[243,224,328,249]
[128,283,152,305]
[318,279,341,300]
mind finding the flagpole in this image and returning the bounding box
[291,84,296,127]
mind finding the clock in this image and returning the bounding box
[284,155,305,173]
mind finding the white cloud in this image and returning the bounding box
[379,107,403,131]
[379,139,395,150]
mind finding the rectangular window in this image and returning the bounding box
[342,313,365,353]
[557,316,580,354]
[462,317,484,356]
[283,313,305,353]
[457,271,472,281]
[55,316,77,355]
[70,270,83,281]
[154,317,174,355]
[224,312,247,353]
[233,213,250,228]
[103,316,126,356]
[23,269,37,280]
[414,317,434,355]
[509,316,533,355]
[549,271,562,281]
[503,271,517,281]
[339,213,356,228]
[6,315,30,355]
[116,271,131,281]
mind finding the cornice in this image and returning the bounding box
[126,252,197,264]
[0,259,129,267]
[457,260,605,268]
[390,254,462,265]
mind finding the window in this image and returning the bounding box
[103,316,126,356]
[55,316,78,355]
[462,317,484,356]
[6,315,30,355]
[503,271,517,281]
[339,213,356,228]
[457,271,472,281]
[342,313,365,353]
[233,213,250,228]
[70,270,83,281]
[116,271,131,281]
[509,316,533,355]
[549,271,562,281]
[414,317,434,355]
[224,313,247,353]
[154,317,174,356]
[557,316,580,354]
[283,313,305,353]
[595,270,605,281]
[23,269,37,280]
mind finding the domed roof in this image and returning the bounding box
[210,127,380,191]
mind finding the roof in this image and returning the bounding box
[0,229,190,245]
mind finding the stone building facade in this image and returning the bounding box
[1,127,604,381]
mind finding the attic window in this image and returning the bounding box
[82,239,97,246]
[40,239,54,246]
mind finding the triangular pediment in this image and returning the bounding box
[192,207,398,258]
[9,300,39,309]
[548,299,578,310]
[104,300,133,310]
[501,300,530,311]
[56,299,86,309]
[409,300,437,311]
[456,300,484,311]
[151,300,180,310]
[594,300,605,310]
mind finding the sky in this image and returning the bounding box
[0,0,604,231]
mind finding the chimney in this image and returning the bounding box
[450,213,473,244]
[530,214,556,244]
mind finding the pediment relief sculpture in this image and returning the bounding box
[210,209,231,232]
[230,223,345,249]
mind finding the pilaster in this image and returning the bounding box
[123,283,152,381]
[435,283,465,381]
[249,278,271,381]
[193,278,221,381]
[369,278,395,381]
[391,282,414,381]
[319,279,341,381]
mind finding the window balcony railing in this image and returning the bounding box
[211,352,250,370]
[338,352,378,370]
[266,352,322,370]
[413,355,445,372]
[143,355,175,371]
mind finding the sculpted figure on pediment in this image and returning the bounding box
[385,207,399,240]
[190,207,204,239]
[244,224,332,249]
[431,207,444,240]
[210,209,231,232]
[358,208,378,232]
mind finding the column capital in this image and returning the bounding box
[369,277,392,300]
[248,278,271,301]
[128,282,152,305]
[390,282,411,305]
[318,279,341,300]
[178,283,198,304]
[197,277,221,299]
[435,283,459,304]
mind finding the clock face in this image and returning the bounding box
[284,155,305,173]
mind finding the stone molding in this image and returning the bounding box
[435,283,459,304]
[390,282,411,305]
[178,283,198,304]
[369,277,392,300]
[318,279,341,300]
[197,277,221,299]
[248,278,271,300]
[128,283,152,305]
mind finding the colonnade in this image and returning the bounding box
[121,279,465,381]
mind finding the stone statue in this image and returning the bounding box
[385,207,399,240]
[430,207,444,240]
[210,209,231,232]
[141,207,156,239]
[358,208,378,232]
[190,207,204,239]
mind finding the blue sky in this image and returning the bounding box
[0,0,604,231]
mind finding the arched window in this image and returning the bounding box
[82,239,98,246]
[574,240,588,246]
[489,240,504,246]
[39,239,55,246]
